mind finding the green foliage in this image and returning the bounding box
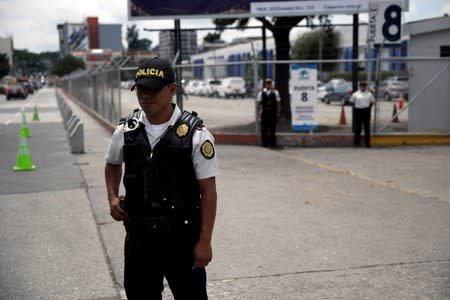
[291,28,339,71]
[127,25,153,51]
[50,54,85,77]
[13,49,59,75]
[203,32,222,43]
[0,53,11,77]
[14,49,45,74]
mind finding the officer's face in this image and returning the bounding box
[137,83,176,120]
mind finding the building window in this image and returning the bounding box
[440,46,450,57]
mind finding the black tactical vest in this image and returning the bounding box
[261,90,277,112]
[121,108,204,222]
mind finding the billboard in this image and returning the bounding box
[128,0,409,20]
[67,23,89,51]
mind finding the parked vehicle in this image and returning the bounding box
[378,76,409,101]
[215,77,246,98]
[202,79,222,97]
[185,80,201,95]
[6,83,28,100]
[23,82,35,94]
[323,81,353,105]
[195,80,207,96]
[318,78,345,101]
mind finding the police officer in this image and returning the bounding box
[349,80,375,148]
[257,78,281,148]
[104,57,218,299]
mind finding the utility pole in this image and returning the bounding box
[351,14,359,133]
[174,19,183,111]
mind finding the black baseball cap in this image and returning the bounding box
[131,57,175,91]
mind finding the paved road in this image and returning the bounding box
[119,90,408,133]
[0,88,448,299]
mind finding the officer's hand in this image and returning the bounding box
[193,240,212,268]
[109,195,128,221]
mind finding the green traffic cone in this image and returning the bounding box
[19,112,31,138]
[32,105,40,121]
[13,136,36,171]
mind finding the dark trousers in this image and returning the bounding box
[124,233,207,300]
[261,111,277,147]
[354,107,371,147]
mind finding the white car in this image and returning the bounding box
[185,80,201,95]
[215,77,246,98]
[202,79,222,97]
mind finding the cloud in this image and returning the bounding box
[0,0,128,52]
[441,3,450,15]
[1,0,448,53]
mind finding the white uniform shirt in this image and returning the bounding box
[105,105,219,180]
[349,90,375,109]
[256,88,281,102]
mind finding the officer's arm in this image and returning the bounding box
[194,177,217,268]
[105,162,127,221]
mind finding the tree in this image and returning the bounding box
[50,54,85,77]
[127,25,153,51]
[203,32,222,43]
[12,50,59,76]
[127,25,140,51]
[214,16,305,119]
[291,27,339,71]
[0,53,11,78]
[14,49,46,74]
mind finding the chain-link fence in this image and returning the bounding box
[60,57,449,135]
[61,69,122,125]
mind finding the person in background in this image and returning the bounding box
[257,78,281,148]
[349,80,375,148]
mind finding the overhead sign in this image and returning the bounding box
[368,1,403,44]
[128,0,408,20]
[252,0,366,15]
[290,64,318,132]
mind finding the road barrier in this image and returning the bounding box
[56,90,85,153]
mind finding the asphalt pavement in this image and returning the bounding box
[0,87,449,299]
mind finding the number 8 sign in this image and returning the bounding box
[369,1,403,44]
[382,4,402,41]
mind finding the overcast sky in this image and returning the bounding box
[0,0,449,53]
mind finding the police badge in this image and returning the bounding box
[200,140,215,159]
[175,124,189,138]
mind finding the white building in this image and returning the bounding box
[189,25,408,80]
[403,15,450,133]
[0,35,14,72]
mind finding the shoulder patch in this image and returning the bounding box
[176,123,189,138]
[200,140,215,159]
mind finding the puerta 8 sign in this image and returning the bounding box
[290,64,318,132]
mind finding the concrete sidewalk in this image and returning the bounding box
[1,88,449,299]
[62,88,450,299]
